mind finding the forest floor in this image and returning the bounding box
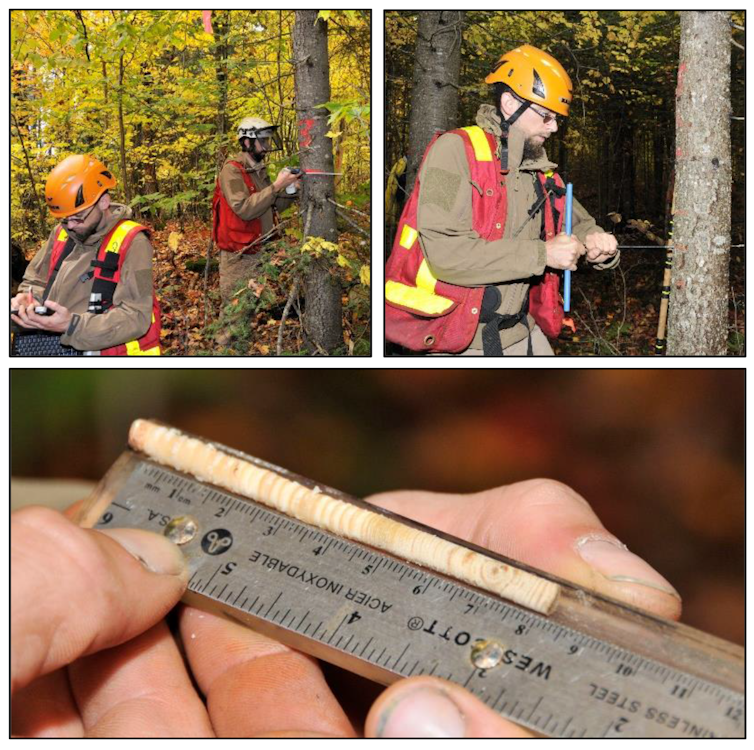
[151,218,371,356]
[552,235,745,356]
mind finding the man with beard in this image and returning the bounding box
[385,45,619,355]
[11,155,161,355]
[213,117,301,302]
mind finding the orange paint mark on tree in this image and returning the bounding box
[298,118,315,148]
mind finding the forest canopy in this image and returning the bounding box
[12,10,371,355]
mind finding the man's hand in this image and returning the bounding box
[11,299,73,334]
[272,168,301,193]
[544,233,586,271]
[585,232,618,263]
[12,481,681,737]
[11,506,203,737]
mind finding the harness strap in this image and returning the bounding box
[480,287,533,356]
[42,236,76,302]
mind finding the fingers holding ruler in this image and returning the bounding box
[76,422,744,738]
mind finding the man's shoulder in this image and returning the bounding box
[427,129,472,159]
[221,154,247,173]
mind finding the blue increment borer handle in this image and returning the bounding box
[563,183,573,312]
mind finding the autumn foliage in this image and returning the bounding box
[11,10,370,355]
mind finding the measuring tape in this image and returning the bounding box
[82,449,744,738]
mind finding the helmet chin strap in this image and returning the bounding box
[497,99,531,173]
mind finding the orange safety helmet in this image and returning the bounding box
[486,44,572,117]
[44,155,117,218]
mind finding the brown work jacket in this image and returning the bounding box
[18,204,154,351]
[417,104,619,349]
[218,152,296,239]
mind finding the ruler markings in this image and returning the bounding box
[100,461,745,738]
[232,586,247,605]
[201,564,223,593]
[264,593,282,617]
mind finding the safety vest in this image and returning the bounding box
[385,126,566,353]
[48,221,162,355]
[212,161,264,253]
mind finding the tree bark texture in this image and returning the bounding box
[405,11,463,193]
[668,11,732,355]
[293,10,342,353]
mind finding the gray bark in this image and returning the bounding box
[293,10,342,353]
[405,11,463,193]
[667,11,732,355]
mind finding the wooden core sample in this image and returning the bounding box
[129,419,560,615]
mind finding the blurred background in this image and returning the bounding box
[11,369,744,645]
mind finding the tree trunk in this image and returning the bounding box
[405,11,463,193]
[212,10,230,170]
[667,11,732,355]
[117,52,131,204]
[293,10,342,353]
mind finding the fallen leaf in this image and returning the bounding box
[168,232,183,251]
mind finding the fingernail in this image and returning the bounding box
[98,528,187,577]
[376,687,466,738]
[576,536,680,598]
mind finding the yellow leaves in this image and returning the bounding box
[359,265,370,286]
[167,231,182,251]
[301,235,339,257]
[336,254,349,268]
[325,130,341,139]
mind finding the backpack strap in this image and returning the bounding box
[89,220,147,313]
[42,228,76,303]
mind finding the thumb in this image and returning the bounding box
[43,300,61,311]
[365,676,532,738]
[11,506,187,695]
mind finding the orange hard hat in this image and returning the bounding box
[44,155,116,218]
[486,44,572,117]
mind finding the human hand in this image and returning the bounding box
[11,299,72,333]
[13,481,680,737]
[544,233,586,271]
[170,479,681,738]
[585,232,619,263]
[11,291,37,328]
[273,168,301,193]
[11,289,34,312]
[11,505,203,737]
[360,480,681,737]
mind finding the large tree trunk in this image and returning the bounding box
[667,11,732,355]
[405,11,463,193]
[293,10,342,353]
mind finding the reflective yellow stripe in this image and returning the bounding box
[460,126,492,162]
[385,280,454,315]
[415,259,438,293]
[125,340,160,356]
[104,220,142,255]
[399,224,418,249]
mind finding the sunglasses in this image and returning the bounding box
[62,203,98,227]
[529,107,559,126]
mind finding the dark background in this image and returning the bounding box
[11,369,745,644]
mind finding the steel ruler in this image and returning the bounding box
[83,451,744,738]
